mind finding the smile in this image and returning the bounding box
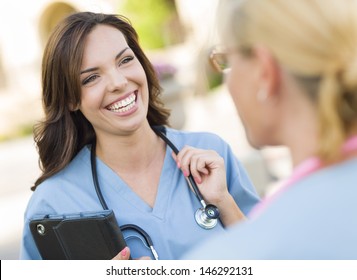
[106,92,137,113]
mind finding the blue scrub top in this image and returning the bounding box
[184,158,357,260]
[20,128,260,259]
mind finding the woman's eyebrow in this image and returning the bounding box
[115,46,130,60]
[80,46,130,75]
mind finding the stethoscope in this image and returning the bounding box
[90,125,221,260]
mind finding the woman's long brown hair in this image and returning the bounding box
[32,12,170,190]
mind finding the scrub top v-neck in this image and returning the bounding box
[94,142,175,219]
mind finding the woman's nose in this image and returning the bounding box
[107,69,128,92]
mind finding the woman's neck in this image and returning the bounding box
[280,100,319,167]
[284,121,318,166]
[287,127,357,168]
[95,124,166,172]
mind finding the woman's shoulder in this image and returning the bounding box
[255,157,357,223]
[25,146,92,215]
[165,127,229,150]
[36,146,91,190]
[295,157,357,190]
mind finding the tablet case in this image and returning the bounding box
[29,210,127,260]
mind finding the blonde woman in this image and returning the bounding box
[181,0,357,259]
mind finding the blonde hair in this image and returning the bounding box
[220,0,357,160]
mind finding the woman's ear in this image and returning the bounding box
[252,46,280,99]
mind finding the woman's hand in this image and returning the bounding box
[172,146,229,205]
[172,146,246,226]
[112,247,151,260]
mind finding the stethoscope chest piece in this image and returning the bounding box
[195,204,220,230]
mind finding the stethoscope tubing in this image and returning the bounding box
[90,126,222,259]
[152,126,223,227]
[91,141,158,259]
[151,126,206,204]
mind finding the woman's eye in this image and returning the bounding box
[82,75,98,85]
[119,56,134,67]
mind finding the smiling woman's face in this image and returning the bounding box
[78,24,150,139]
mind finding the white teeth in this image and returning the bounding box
[107,93,136,113]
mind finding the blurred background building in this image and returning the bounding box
[0,0,291,259]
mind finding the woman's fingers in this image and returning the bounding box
[112,247,152,260]
[172,146,223,184]
[112,246,131,260]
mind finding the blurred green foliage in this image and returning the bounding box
[119,0,179,50]
[0,123,33,142]
[208,71,224,90]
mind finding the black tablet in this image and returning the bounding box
[29,210,127,260]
